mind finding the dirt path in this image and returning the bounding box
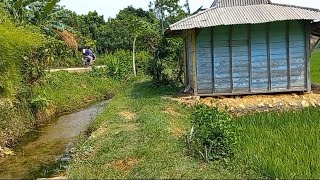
[47,65,105,73]
[171,84,320,116]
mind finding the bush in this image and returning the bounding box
[90,50,131,79]
[186,104,237,162]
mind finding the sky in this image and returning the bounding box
[59,0,320,19]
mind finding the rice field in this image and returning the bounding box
[235,108,320,178]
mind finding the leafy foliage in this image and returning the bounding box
[187,104,237,162]
[3,0,71,36]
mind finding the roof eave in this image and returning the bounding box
[164,29,184,38]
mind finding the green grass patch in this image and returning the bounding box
[34,71,121,114]
[311,51,320,83]
[68,79,240,179]
[235,109,320,178]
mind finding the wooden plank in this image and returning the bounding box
[305,22,311,92]
[192,29,198,95]
[248,24,252,92]
[198,88,307,96]
[211,27,215,93]
[286,21,291,89]
[229,26,233,92]
[184,32,188,86]
[267,23,271,90]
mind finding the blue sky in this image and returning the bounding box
[59,0,320,19]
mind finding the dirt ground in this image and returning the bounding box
[170,84,320,116]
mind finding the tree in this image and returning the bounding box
[147,0,189,84]
[125,15,155,76]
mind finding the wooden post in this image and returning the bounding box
[192,29,198,95]
[305,22,312,92]
[132,36,137,77]
[183,31,188,86]
[248,24,252,92]
[286,21,291,89]
[211,27,215,94]
[229,26,233,92]
[267,23,272,91]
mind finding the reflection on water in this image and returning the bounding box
[0,100,110,179]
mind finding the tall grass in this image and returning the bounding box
[236,108,320,178]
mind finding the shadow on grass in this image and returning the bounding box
[129,80,183,100]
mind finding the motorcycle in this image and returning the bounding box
[82,56,93,67]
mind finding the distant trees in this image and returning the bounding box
[2,0,193,82]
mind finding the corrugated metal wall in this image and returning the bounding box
[191,20,309,96]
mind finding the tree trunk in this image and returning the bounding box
[132,36,137,77]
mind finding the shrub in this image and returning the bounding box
[186,104,237,162]
[91,50,132,80]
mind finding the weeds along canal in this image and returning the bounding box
[0,100,110,179]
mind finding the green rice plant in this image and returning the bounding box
[236,108,320,179]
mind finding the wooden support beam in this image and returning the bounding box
[267,23,272,91]
[286,21,291,89]
[305,22,312,92]
[311,37,320,53]
[229,26,234,92]
[192,29,198,95]
[183,31,188,86]
[211,27,215,94]
[248,24,252,92]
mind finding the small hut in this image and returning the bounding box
[166,0,320,96]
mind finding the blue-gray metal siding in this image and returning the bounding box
[193,20,308,95]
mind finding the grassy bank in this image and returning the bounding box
[34,71,121,114]
[68,79,240,179]
[0,71,121,147]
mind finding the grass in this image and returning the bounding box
[311,51,320,82]
[34,71,121,114]
[235,109,320,179]
[68,79,241,179]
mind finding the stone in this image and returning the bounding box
[268,104,274,108]
[258,102,265,107]
[301,100,310,108]
[2,148,14,156]
[289,102,298,106]
[192,96,200,101]
[292,93,299,99]
[238,104,246,109]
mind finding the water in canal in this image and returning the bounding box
[0,100,110,179]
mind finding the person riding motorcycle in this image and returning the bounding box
[82,46,96,66]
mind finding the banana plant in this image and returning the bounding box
[3,0,71,36]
